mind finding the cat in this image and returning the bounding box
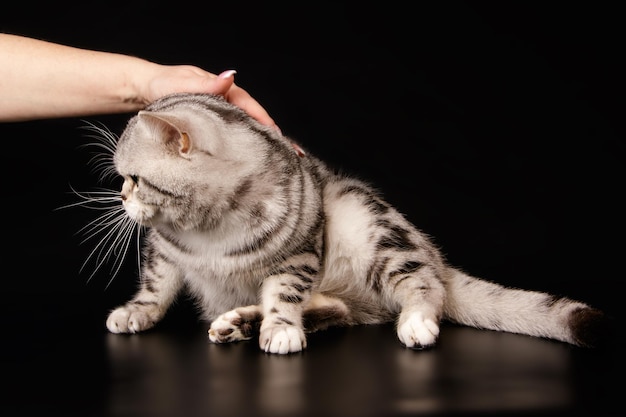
[76,92,607,354]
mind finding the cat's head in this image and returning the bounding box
[113,93,298,231]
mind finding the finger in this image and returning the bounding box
[225,84,277,128]
[206,69,236,95]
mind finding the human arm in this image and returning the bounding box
[0,34,276,127]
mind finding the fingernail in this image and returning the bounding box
[218,69,237,79]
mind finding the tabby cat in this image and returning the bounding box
[78,93,606,354]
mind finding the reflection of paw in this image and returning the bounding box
[259,324,306,354]
[106,306,159,334]
[208,306,262,344]
[397,311,440,349]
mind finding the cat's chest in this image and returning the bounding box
[156,228,271,277]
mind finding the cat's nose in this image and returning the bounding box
[121,179,135,201]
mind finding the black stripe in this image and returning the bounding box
[153,230,193,254]
[140,177,183,199]
[376,221,417,251]
[226,210,290,256]
[389,261,424,277]
[279,293,303,304]
[367,256,390,293]
[229,177,254,210]
[273,265,317,283]
[274,317,294,326]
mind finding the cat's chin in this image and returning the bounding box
[126,216,152,227]
[123,207,154,222]
[123,206,158,226]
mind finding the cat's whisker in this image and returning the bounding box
[59,120,142,286]
[100,218,139,287]
[80,211,124,270]
[63,189,135,282]
[57,196,120,212]
[135,224,144,283]
[78,206,127,244]
[105,221,144,290]
[78,120,120,183]
[56,185,120,211]
[83,209,133,258]
[79,119,118,148]
[82,211,138,284]
[85,153,115,177]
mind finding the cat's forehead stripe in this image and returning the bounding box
[145,93,247,124]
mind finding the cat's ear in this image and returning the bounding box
[138,111,192,156]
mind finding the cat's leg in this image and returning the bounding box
[210,277,311,354]
[106,256,184,334]
[302,293,351,332]
[387,263,446,349]
[208,305,263,343]
[208,293,349,344]
[210,275,310,354]
[257,272,315,354]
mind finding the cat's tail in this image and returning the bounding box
[442,268,610,347]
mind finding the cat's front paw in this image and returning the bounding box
[397,311,440,350]
[208,305,262,344]
[106,305,160,334]
[259,324,306,354]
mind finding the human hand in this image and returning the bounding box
[0,34,279,123]
[145,65,277,129]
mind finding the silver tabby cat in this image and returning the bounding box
[84,93,605,354]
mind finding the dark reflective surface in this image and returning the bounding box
[2,299,622,417]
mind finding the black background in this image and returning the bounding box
[2,1,623,314]
[1,2,624,416]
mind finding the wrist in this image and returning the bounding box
[122,58,162,109]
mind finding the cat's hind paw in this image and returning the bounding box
[259,324,307,354]
[106,305,160,334]
[397,311,440,350]
[208,305,262,344]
